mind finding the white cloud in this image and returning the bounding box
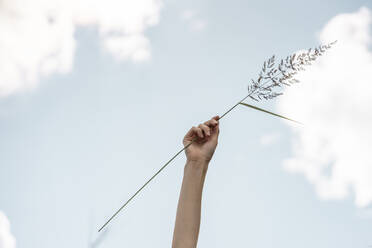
[260,132,281,146]
[180,9,207,32]
[0,0,162,97]
[277,7,372,207]
[0,211,16,248]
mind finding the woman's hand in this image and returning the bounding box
[183,116,220,164]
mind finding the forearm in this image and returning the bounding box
[172,160,209,248]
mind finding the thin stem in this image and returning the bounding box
[98,93,253,232]
[98,59,310,232]
[98,141,194,232]
[219,94,251,119]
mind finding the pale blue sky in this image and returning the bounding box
[0,0,371,247]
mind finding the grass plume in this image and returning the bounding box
[247,41,337,101]
[98,41,336,232]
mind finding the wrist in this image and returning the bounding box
[185,159,209,174]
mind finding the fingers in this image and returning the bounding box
[201,116,220,138]
[193,126,204,138]
[212,122,220,137]
[204,116,220,136]
[199,124,211,137]
[184,116,220,143]
[184,126,204,140]
[204,116,219,128]
[208,116,220,140]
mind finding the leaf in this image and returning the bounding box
[239,102,303,124]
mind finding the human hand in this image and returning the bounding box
[183,116,220,163]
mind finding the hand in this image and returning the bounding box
[183,116,220,163]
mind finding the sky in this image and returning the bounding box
[0,0,371,247]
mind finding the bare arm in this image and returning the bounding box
[172,116,220,248]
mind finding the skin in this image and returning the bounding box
[172,116,220,248]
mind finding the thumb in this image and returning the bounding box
[210,124,219,141]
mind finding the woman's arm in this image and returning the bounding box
[172,116,220,248]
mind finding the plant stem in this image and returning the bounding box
[98,54,317,231]
[98,93,252,232]
[219,94,251,119]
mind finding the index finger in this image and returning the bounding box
[204,115,220,127]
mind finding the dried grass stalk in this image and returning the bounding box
[98,41,336,232]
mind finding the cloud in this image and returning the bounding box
[0,211,16,248]
[0,0,162,97]
[260,132,281,146]
[277,7,372,207]
[180,9,207,32]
